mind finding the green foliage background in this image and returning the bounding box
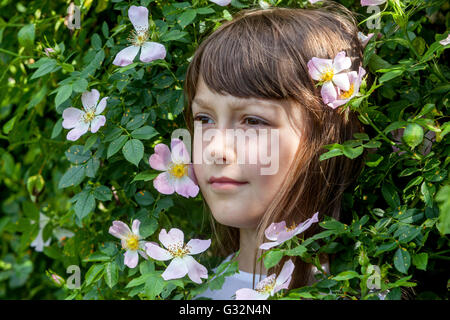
[0,0,448,300]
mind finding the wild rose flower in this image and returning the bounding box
[259,212,319,250]
[235,260,295,300]
[149,138,199,198]
[113,6,166,66]
[361,0,386,6]
[109,220,149,268]
[209,0,232,5]
[30,212,51,252]
[357,32,375,48]
[327,66,366,109]
[307,51,352,105]
[440,34,450,46]
[62,89,108,141]
[145,228,211,284]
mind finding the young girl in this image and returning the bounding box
[183,2,366,299]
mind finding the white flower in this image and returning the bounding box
[112,6,166,66]
[62,89,108,141]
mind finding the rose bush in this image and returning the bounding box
[0,0,448,300]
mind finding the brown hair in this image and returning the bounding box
[183,2,367,289]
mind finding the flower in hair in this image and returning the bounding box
[112,6,166,66]
[307,51,352,105]
[360,0,386,6]
[145,228,211,283]
[327,66,366,109]
[235,260,294,300]
[440,34,450,46]
[149,138,199,198]
[259,212,319,250]
[209,0,232,5]
[357,32,375,48]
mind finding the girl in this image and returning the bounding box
[183,2,366,299]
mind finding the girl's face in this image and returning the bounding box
[192,76,302,229]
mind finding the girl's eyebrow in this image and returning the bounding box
[192,97,282,113]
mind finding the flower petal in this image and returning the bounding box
[145,242,173,261]
[332,51,351,73]
[174,175,199,198]
[209,0,232,6]
[109,221,132,240]
[95,97,108,115]
[259,241,282,250]
[332,72,351,91]
[159,228,184,249]
[361,0,387,6]
[153,171,175,195]
[149,143,172,171]
[274,260,295,293]
[264,221,287,241]
[81,89,100,112]
[310,57,333,75]
[320,81,337,105]
[293,212,319,237]
[162,257,189,281]
[129,5,149,32]
[307,59,322,81]
[112,45,140,67]
[132,219,141,236]
[140,42,166,63]
[183,255,208,284]
[90,115,106,133]
[171,138,190,163]
[62,108,84,129]
[66,121,89,141]
[235,288,269,300]
[124,250,139,268]
[186,239,211,255]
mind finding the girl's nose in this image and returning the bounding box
[204,128,237,165]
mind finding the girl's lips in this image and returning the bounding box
[210,181,248,191]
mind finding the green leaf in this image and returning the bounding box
[65,145,91,165]
[412,253,428,271]
[333,271,360,281]
[342,145,363,159]
[74,190,95,220]
[285,245,307,257]
[319,148,343,161]
[55,85,73,108]
[30,59,58,80]
[58,166,86,189]
[393,248,411,274]
[144,274,165,299]
[18,24,35,48]
[132,171,159,182]
[85,264,105,286]
[122,139,144,167]
[381,183,400,209]
[177,9,197,29]
[379,69,404,83]
[93,185,113,201]
[131,126,159,140]
[104,262,119,288]
[263,250,283,270]
[107,135,128,158]
[72,78,89,93]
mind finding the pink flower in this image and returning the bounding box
[361,0,386,6]
[439,34,450,46]
[209,0,232,5]
[149,138,199,198]
[308,0,322,3]
[235,260,295,300]
[62,89,108,141]
[307,51,352,105]
[113,6,166,66]
[357,32,375,48]
[145,228,211,284]
[109,220,149,268]
[259,212,319,250]
[44,48,56,56]
[327,66,366,109]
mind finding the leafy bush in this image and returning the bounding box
[0,0,448,300]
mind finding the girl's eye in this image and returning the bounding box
[194,115,214,125]
[244,117,269,126]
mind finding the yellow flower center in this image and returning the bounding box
[284,223,297,232]
[320,68,334,82]
[169,163,188,179]
[255,276,276,294]
[129,29,149,47]
[84,110,95,123]
[126,234,140,251]
[338,83,355,99]
[167,242,191,258]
